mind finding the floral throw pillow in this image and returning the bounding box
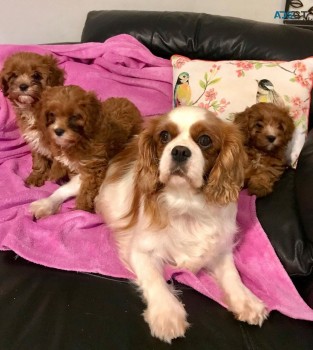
[171,55,313,167]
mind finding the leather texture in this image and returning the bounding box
[1,251,313,350]
[81,10,313,130]
[1,10,313,349]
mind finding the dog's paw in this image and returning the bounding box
[229,291,269,326]
[29,198,60,219]
[143,299,189,343]
[25,173,46,187]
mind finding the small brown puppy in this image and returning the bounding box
[234,102,295,197]
[0,52,66,186]
[37,85,143,212]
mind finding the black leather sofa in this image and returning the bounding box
[1,11,313,350]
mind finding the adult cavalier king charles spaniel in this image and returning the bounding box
[95,106,268,343]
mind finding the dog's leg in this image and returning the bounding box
[75,163,107,212]
[130,249,189,343]
[25,152,51,187]
[29,175,81,219]
[211,253,268,325]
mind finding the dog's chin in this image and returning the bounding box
[53,136,76,149]
[161,167,197,189]
[11,92,37,108]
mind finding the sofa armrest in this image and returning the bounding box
[295,129,313,244]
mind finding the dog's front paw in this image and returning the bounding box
[228,291,269,326]
[143,299,189,343]
[25,172,47,187]
[29,198,60,219]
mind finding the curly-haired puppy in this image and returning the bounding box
[30,85,142,216]
[0,52,66,186]
[234,102,295,197]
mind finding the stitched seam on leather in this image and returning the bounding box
[239,324,257,350]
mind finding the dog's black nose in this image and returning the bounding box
[266,135,276,143]
[171,146,191,163]
[54,128,65,137]
[19,84,29,91]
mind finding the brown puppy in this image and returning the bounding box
[37,85,143,212]
[234,102,295,197]
[0,52,66,186]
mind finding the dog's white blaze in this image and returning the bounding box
[168,106,207,133]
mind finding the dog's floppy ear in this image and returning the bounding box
[204,122,247,205]
[233,107,252,144]
[136,118,160,196]
[0,69,9,96]
[44,55,65,86]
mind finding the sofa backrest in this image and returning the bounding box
[81,10,313,129]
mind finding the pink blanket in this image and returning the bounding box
[0,34,313,322]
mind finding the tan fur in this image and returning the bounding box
[234,102,295,197]
[37,85,143,212]
[0,52,66,186]
[95,106,268,343]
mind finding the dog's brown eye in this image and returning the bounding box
[278,123,285,131]
[255,122,263,129]
[46,111,55,125]
[197,135,212,148]
[70,114,82,122]
[9,73,17,80]
[160,130,171,144]
[32,71,42,81]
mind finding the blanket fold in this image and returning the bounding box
[0,34,312,322]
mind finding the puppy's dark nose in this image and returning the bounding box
[19,84,29,91]
[171,146,191,163]
[266,135,276,143]
[54,128,65,137]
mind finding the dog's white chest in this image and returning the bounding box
[21,111,52,158]
[139,193,237,273]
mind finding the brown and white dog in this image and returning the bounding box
[234,102,295,197]
[95,106,268,343]
[0,52,66,186]
[29,85,142,215]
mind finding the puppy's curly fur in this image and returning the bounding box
[0,52,66,186]
[234,102,295,197]
[37,85,143,212]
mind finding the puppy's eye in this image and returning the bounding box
[69,114,83,124]
[32,71,42,81]
[9,73,17,80]
[160,130,171,144]
[278,123,285,131]
[46,111,55,125]
[255,122,263,129]
[197,135,212,148]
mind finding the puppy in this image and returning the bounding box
[234,102,295,197]
[95,106,268,343]
[0,52,66,186]
[30,85,142,216]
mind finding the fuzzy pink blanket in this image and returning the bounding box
[0,34,312,322]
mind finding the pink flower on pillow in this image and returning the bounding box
[295,74,310,88]
[236,61,254,70]
[172,55,191,69]
[292,96,302,107]
[198,102,210,109]
[205,88,217,101]
[293,61,307,73]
